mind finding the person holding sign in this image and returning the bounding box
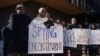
[32,7,54,28]
[67,17,82,29]
[30,7,55,56]
[88,23,99,56]
[5,3,32,56]
[67,17,82,56]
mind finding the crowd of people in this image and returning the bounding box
[0,3,100,56]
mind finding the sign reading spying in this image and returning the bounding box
[28,23,63,54]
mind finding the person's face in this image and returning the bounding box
[61,21,65,26]
[91,23,95,29]
[16,7,25,15]
[40,8,47,17]
[71,18,77,24]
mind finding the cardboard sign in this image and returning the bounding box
[28,23,63,54]
[89,30,100,44]
[73,29,90,45]
[63,28,77,47]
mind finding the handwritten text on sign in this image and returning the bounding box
[64,29,91,47]
[28,24,63,54]
[63,28,77,47]
[73,29,91,45]
[89,30,100,44]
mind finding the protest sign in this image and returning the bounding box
[73,29,90,45]
[28,23,63,54]
[89,30,100,44]
[63,28,77,47]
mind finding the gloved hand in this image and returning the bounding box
[44,20,54,29]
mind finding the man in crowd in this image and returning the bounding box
[67,17,82,56]
[88,22,99,56]
[67,17,81,29]
[30,7,54,56]
[4,3,32,56]
[32,7,54,28]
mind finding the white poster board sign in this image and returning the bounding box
[89,30,100,44]
[28,23,63,54]
[63,28,77,47]
[73,29,90,45]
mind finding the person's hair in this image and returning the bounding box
[15,3,25,10]
[38,7,45,14]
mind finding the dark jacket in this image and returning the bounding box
[67,24,80,29]
[7,13,32,53]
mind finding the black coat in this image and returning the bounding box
[67,24,80,29]
[7,13,32,53]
